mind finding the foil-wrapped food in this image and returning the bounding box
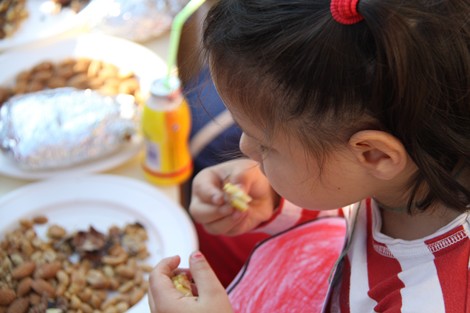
[93,0,188,42]
[0,88,139,170]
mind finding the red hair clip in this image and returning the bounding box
[331,0,364,25]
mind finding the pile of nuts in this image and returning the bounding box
[0,215,154,313]
[0,58,142,107]
[0,0,28,39]
[0,0,91,40]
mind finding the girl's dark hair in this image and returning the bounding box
[203,0,470,212]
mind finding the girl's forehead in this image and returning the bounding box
[231,105,290,145]
[214,71,289,142]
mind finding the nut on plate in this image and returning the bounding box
[223,182,252,212]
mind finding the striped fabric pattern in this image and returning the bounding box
[337,200,470,313]
[252,198,470,312]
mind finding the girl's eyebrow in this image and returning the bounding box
[231,113,268,143]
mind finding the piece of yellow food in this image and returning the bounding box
[172,273,193,297]
[223,182,252,212]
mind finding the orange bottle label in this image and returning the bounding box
[142,99,192,185]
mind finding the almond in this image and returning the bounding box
[0,288,16,306]
[32,215,48,224]
[34,261,61,279]
[16,277,33,297]
[11,261,35,279]
[28,293,41,306]
[6,297,29,313]
[31,278,55,298]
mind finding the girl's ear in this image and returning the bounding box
[348,130,409,180]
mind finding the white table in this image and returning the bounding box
[0,29,182,204]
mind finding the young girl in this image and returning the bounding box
[149,0,470,312]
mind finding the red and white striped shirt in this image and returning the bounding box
[228,198,470,312]
[333,199,470,313]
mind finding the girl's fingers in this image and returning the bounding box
[153,255,181,276]
[149,255,183,303]
[192,181,225,204]
[188,251,227,302]
[148,287,156,312]
[189,197,234,224]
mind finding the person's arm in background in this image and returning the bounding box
[177,0,240,209]
[177,0,217,87]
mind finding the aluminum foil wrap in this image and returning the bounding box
[0,88,139,170]
[92,0,188,42]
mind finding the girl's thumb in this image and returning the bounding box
[189,251,225,298]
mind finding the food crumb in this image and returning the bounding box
[172,273,193,297]
[223,182,252,212]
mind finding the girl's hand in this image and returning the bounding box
[148,252,232,313]
[189,158,279,235]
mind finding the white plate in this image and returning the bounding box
[0,33,167,180]
[0,0,99,51]
[0,137,143,180]
[0,174,198,313]
[0,32,166,95]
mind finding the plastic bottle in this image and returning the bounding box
[141,77,192,186]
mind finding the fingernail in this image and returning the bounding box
[191,251,205,261]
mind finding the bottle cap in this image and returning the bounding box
[150,76,181,98]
